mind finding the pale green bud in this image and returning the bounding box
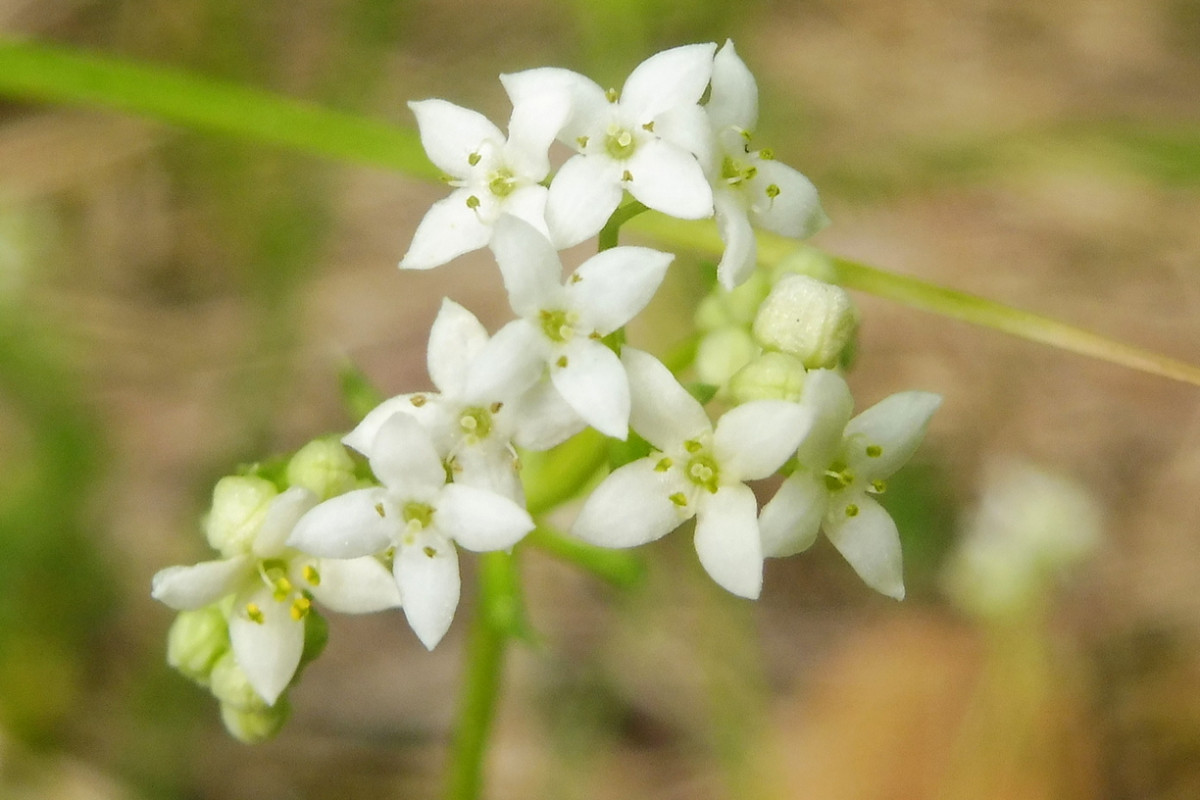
[694,269,771,331]
[771,245,838,284]
[220,698,290,744]
[286,437,356,500]
[695,327,758,388]
[729,352,808,404]
[166,605,229,685]
[205,475,279,557]
[210,652,268,712]
[752,275,859,369]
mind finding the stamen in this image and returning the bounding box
[303,565,321,586]
[765,184,780,199]
[245,603,265,624]
[289,596,311,621]
[411,395,427,407]
[642,121,654,132]
[423,546,437,558]
[374,502,386,518]
[272,577,292,602]
[668,492,688,507]
[655,457,673,472]
[576,135,589,149]
[870,480,887,494]
[468,152,482,166]
[465,195,481,209]
[844,504,859,518]
[866,445,883,458]
[622,169,633,182]
[556,355,568,368]
[605,87,619,103]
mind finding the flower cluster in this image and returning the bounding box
[153,40,939,741]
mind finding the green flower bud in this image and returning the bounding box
[204,475,279,557]
[771,245,838,284]
[286,437,356,500]
[694,269,771,331]
[695,327,758,388]
[166,605,229,685]
[220,698,290,744]
[752,275,859,369]
[729,352,808,403]
[209,652,268,712]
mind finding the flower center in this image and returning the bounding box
[721,155,758,188]
[823,461,856,493]
[538,308,577,343]
[458,406,494,440]
[245,557,319,623]
[682,440,720,494]
[604,125,637,160]
[488,167,517,198]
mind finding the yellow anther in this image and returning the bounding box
[468,152,482,166]
[758,147,775,160]
[642,121,654,132]
[605,87,619,103]
[490,402,502,413]
[845,504,860,518]
[246,603,265,624]
[466,194,481,209]
[289,596,311,621]
[411,395,427,407]
[556,355,568,368]
[866,445,883,458]
[374,502,386,518]
[423,545,437,558]
[684,440,703,454]
[303,565,321,586]
[570,273,582,283]
[765,184,781,199]
[272,577,293,601]
[621,169,633,182]
[576,135,589,149]
[668,492,688,507]
[654,457,673,472]
[871,480,887,494]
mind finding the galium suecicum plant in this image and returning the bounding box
[152,40,940,761]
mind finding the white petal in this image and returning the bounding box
[713,190,757,289]
[571,458,690,547]
[451,442,524,503]
[489,214,565,317]
[428,299,489,398]
[400,193,492,270]
[369,413,446,495]
[796,369,855,469]
[653,103,715,167]
[501,67,606,145]
[694,484,763,599]
[545,154,624,248]
[343,393,448,458]
[436,483,533,551]
[713,400,811,481]
[551,339,630,439]
[567,246,673,335]
[287,488,394,559]
[759,472,827,558]
[151,555,252,610]
[463,319,546,404]
[395,537,461,650]
[749,160,828,239]
[621,42,716,121]
[504,90,571,179]
[843,391,942,479]
[497,184,550,238]
[307,557,402,613]
[622,347,710,450]
[824,495,905,599]
[408,99,504,177]
[253,487,319,558]
[626,140,713,220]
[707,40,758,131]
[229,587,305,705]
[507,379,586,451]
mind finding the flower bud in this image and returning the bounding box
[286,437,356,500]
[694,269,771,331]
[752,275,858,369]
[210,652,268,712]
[220,698,290,744]
[695,327,758,388]
[166,605,229,685]
[729,352,807,403]
[205,475,278,557]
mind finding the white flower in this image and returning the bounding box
[758,370,941,599]
[152,486,401,705]
[288,413,535,649]
[344,298,585,501]
[503,43,717,248]
[399,93,569,270]
[571,348,811,598]
[465,214,673,439]
[705,41,828,289]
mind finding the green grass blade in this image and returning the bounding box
[0,38,437,177]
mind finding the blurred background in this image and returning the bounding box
[1,0,1199,798]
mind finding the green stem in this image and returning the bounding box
[444,552,519,800]
[524,526,645,588]
[597,200,649,251]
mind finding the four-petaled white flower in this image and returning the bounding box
[399,93,569,270]
[571,348,811,598]
[704,40,828,289]
[466,214,673,439]
[345,299,585,502]
[152,486,402,705]
[758,369,941,599]
[288,413,535,649]
[503,43,717,248]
